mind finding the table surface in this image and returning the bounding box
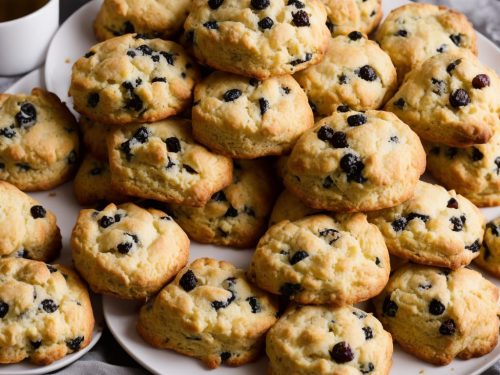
[1,1,499,374]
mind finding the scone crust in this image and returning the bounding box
[475,217,500,277]
[0,88,79,191]
[71,203,189,299]
[183,0,330,79]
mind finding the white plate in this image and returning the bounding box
[0,68,104,375]
[43,0,500,374]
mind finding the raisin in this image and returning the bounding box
[136,44,153,55]
[394,98,405,109]
[117,242,133,254]
[375,257,381,266]
[465,240,481,252]
[211,191,227,201]
[67,150,77,165]
[382,296,398,317]
[280,283,302,297]
[472,74,490,89]
[360,362,375,374]
[165,137,181,153]
[120,140,132,160]
[449,34,462,46]
[392,217,407,232]
[0,301,8,318]
[160,51,175,65]
[152,77,167,83]
[471,147,484,161]
[446,147,458,159]
[127,50,136,58]
[203,21,218,29]
[330,342,354,363]
[323,176,334,188]
[338,74,349,85]
[406,213,430,223]
[15,103,37,128]
[30,205,46,219]
[281,86,291,94]
[340,153,366,183]
[487,222,500,237]
[439,319,456,335]
[223,89,242,102]
[431,78,446,96]
[347,113,367,127]
[212,291,235,310]
[389,136,399,143]
[208,0,224,9]
[289,53,312,66]
[31,340,42,349]
[436,44,448,53]
[319,228,340,244]
[395,29,407,37]
[450,216,464,232]
[246,297,261,313]
[125,93,143,111]
[495,157,500,175]
[0,125,16,138]
[337,105,350,112]
[348,31,363,41]
[98,216,114,228]
[180,270,198,292]
[66,336,84,351]
[292,10,310,27]
[288,0,305,7]
[249,78,260,87]
[449,89,470,108]
[357,65,377,81]
[84,51,95,58]
[362,326,373,340]
[447,198,458,209]
[419,283,432,290]
[429,299,445,315]
[41,299,58,313]
[258,16,274,29]
[251,0,270,9]
[290,250,309,265]
[330,132,349,148]
[220,352,231,361]
[259,97,269,115]
[325,20,334,33]
[353,311,366,319]
[446,59,461,75]
[317,126,334,141]
[183,164,197,174]
[225,206,238,217]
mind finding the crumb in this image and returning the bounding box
[49,192,57,197]
[65,58,71,64]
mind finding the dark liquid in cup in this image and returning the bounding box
[0,0,49,22]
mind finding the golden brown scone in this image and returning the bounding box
[321,0,382,36]
[475,217,500,278]
[0,88,79,191]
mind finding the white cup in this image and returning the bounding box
[0,0,59,76]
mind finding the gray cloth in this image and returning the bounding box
[1,0,499,374]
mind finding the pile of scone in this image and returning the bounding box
[1,0,500,373]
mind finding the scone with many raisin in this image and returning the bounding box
[0,258,94,365]
[183,0,330,79]
[108,118,233,207]
[321,0,382,36]
[70,34,200,125]
[368,181,485,269]
[374,264,499,365]
[137,258,278,368]
[94,0,191,41]
[425,129,500,207]
[267,305,393,375]
[0,88,79,191]
[167,160,278,248]
[71,203,189,299]
[386,51,500,147]
[73,154,130,206]
[283,110,426,212]
[268,189,321,227]
[248,214,390,305]
[475,218,500,278]
[375,3,477,81]
[294,33,397,116]
[192,72,314,158]
[0,181,61,262]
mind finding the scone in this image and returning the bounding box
[73,154,130,206]
[70,34,200,125]
[94,0,191,41]
[375,3,477,81]
[0,258,94,365]
[0,181,61,262]
[71,203,189,299]
[368,181,485,269]
[269,189,321,227]
[79,117,116,161]
[374,264,499,365]
[248,214,390,305]
[425,129,500,207]
[321,0,382,36]
[267,305,393,375]
[0,88,79,191]
[192,72,314,158]
[108,118,233,207]
[137,258,278,368]
[385,51,500,147]
[475,218,500,277]
[183,0,330,79]
[167,159,278,248]
[283,110,426,212]
[294,33,397,116]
